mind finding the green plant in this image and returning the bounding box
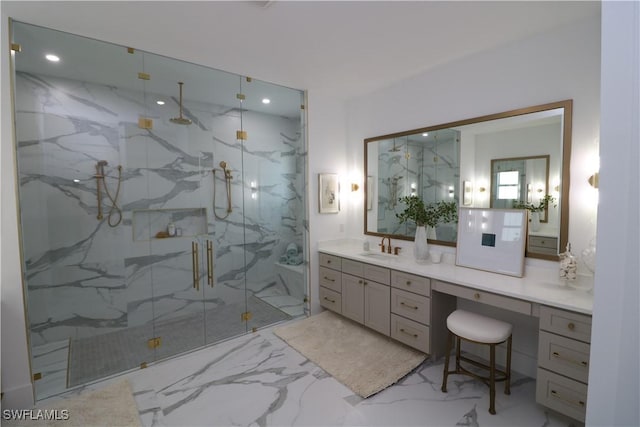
[513,194,556,213]
[396,196,458,228]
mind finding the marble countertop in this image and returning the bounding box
[318,239,593,315]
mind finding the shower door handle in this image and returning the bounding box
[192,241,200,291]
[206,240,214,287]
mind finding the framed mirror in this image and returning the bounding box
[364,100,572,260]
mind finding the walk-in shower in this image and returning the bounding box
[11,21,308,400]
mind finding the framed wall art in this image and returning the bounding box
[318,173,340,213]
[456,207,527,277]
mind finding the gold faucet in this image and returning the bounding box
[380,236,392,254]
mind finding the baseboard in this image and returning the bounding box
[1,382,34,409]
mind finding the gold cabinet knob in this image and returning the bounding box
[568,322,575,331]
[474,293,481,300]
[406,281,412,286]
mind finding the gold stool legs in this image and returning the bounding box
[441,331,512,415]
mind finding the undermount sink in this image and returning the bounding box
[359,251,399,260]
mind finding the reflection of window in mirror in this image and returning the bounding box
[497,171,520,200]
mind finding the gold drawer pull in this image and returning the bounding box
[326,260,331,264]
[550,389,585,407]
[406,280,412,286]
[323,276,335,282]
[323,296,336,303]
[358,279,364,284]
[567,322,576,331]
[399,328,418,338]
[552,351,588,367]
[400,301,418,310]
[474,293,481,300]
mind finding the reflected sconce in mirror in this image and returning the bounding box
[588,172,599,188]
[462,181,473,206]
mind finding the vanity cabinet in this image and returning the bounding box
[390,271,431,353]
[319,253,342,313]
[536,305,592,422]
[341,259,390,335]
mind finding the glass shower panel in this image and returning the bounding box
[239,78,307,329]
[11,22,156,399]
[203,73,250,344]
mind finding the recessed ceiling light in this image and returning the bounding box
[156,100,165,105]
[422,132,429,137]
[73,179,80,183]
[45,54,60,62]
[262,98,271,104]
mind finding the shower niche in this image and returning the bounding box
[11,20,308,400]
[132,208,208,240]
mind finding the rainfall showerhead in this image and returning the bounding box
[170,82,192,125]
[389,141,402,152]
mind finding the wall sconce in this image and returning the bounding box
[479,187,486,193]
[588,172,599,189]
[410,182,417,195]
[351,183,359,192]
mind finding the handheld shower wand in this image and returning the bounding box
[213,161,233,220]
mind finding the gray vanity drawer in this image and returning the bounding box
[538,330,590,384]
[391,270,431,296]
[390,314,430,354]
[432,280,532,315]
[529,235,558,249]
[539,306,592,343]
[528,235,558,255]
[319,287,342,314]
[536,368,587,423]
[319,253,341,271]
[319,266,341,293]
[342,259,390,285]
[391,288,430,325]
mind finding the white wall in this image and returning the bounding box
[586,2,640,425]
[344,16,601,378]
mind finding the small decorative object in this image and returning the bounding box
[513,194,556,227]
[318,173,340,214]
[167,222,176,237]
[396,196,458,262]
[559,243,577,281]
[363,240,370,251]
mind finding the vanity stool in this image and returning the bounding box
[441,309,513,415]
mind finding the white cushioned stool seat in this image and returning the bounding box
[446,310,512,344]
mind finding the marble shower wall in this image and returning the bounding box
[14,71,306,347]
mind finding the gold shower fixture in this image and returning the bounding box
[170,81,192,125]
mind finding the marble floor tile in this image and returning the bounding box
[39,320,583,427]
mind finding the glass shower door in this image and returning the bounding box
[11,21,157,399]
[239,78,306,330]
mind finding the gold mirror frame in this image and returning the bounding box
[364,100,572,261]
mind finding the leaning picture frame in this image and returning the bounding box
[318,173,340,213]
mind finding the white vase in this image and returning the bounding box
[530,211,541,232]
[413,225,429,262]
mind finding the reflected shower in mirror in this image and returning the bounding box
[364,100,572,260]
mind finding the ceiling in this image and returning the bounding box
[3,1,600,103]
